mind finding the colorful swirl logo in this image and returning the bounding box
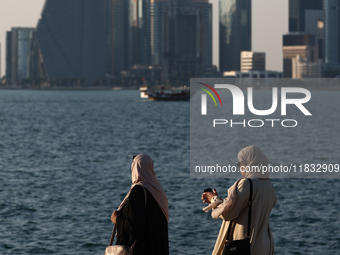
[197,82,223,106]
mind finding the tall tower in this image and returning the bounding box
[150,0,169,67]
[289,0,323,32]
[6,27,35,84]
[128,0,151,68]
[195,0,213,76]
[105,0,129,76]
[324,0,340,66]
[6,31,12,83]
[36,0,106,83]
[165,0,212,79]
[219,0,251,72]
[150,0,212,80]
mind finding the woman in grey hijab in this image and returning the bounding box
[201,145,276,255]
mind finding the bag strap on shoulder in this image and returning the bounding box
[226,178,253,241]
[247,178,253,238]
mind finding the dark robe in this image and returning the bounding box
[116,185,169,255]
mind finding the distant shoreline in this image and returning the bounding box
[0,86,136,91]
[0,86,339,91]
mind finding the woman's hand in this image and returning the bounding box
[201,189,219,204]
[111,210,121,224]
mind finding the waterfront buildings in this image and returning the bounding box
[240,51,265,72]
[283,33,317,77]
[223,70,283,78]
[36,0,106,83]
[5,27,35,84]
[219,0,251,72]
[4,0,218,85]
[292,55,322,78]
[106,0,212,82]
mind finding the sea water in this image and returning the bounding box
[0,90,339,254]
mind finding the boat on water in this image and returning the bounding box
[139,86,149,98]
[140,86,190,101]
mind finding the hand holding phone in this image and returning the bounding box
[202,188,218,204]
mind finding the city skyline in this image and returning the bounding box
[0,0,288,78]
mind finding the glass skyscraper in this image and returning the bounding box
[150,0,212,79]
[324,0,340,66]
[219,0,251,72]
[150,0,169,66]
[105,0,129,76]
[36,0,106,83]
[6,27,35,84]
[128,0,151,68]
[289,0,323,32]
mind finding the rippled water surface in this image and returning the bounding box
[0,90,339,254]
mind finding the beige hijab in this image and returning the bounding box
[211,145,270,255]
[118,154,169,222]
[212,145,270,219]
[238,145,270,179]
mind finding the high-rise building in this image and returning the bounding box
[305,10,324,59]
[150,0,212,80]
[171,1,200,78]
[167,0,212,78]
[283,33,317,78]
[324,0,340,67]
[219,0,251,72]
[240,51,265,72]
[36,0,106,83]
[0,43,1,79]
[195,0,213,76]
[105,0,129,76]
[150,0,169,67]
[128,0,151,68]
[292,55,322,78]
[6,27,35,84]
[5,31,12,83]
[289,0,323,32]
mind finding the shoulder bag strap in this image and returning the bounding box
[109,185,148,246]
[247,178,253,238]
[225,178,253,241]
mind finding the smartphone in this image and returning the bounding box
[204,188,213,193]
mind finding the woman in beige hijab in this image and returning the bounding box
[201,146,276,255]
[111,154,169,255]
